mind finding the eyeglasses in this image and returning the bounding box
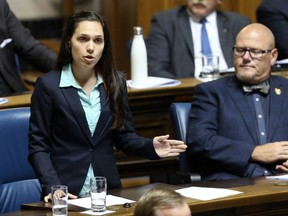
[233,47,273,59]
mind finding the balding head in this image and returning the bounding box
[236,23,275,50]
[233,23,278,84]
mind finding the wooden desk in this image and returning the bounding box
[0,77,201,137]
[0,77,200,108]
[0,92,32,109]
[3,176,288,215]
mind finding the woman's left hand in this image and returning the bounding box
[153,134,187,158]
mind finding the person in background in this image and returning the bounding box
[0,0,57,96]
[134,187,191,216]
[256,0,288,60]
[187,23,288,181]
[145,0,250,79]
[28,10,187,201]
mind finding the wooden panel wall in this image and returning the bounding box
[219,0,261,24]
[62,0,74,19]
[103,0,261,76]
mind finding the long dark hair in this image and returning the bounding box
[56,11,127,130]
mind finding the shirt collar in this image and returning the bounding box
[205,11,217,26]
[59,64,103,89]
[187,9,217,24]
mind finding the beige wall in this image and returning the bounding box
[7,0,62,19]
[7,0,102,20]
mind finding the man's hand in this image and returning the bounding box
[276,160,288,173]
[251,141,288,163]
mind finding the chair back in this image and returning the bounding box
[170,103,201,182]
[169,102,191,172]
[0,107,41,213]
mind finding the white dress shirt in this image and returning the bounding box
[188,11,228,77]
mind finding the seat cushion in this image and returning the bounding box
[0,108,41,213]
[0,107,36,184]
[0,179,41,213]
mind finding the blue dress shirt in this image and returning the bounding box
[59,64,103,197]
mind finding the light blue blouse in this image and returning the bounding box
[60,64,103,197]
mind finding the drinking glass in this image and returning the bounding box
[90,176,107,212]
[51,185,68,216]
[201,54,220,79]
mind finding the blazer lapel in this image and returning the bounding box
[267,76,285,140]
[61,87,92,143]
[91,84,112,144]
[178,8,194,57]
[217,11,233,67]
[227,77,259,144]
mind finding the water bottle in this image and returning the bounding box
[131,26,148,86]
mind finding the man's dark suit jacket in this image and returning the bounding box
[28,71,160,197]
[257,0,288,60]
[146,6,250,78]
[187,75,288,181]
[0,0,56,95]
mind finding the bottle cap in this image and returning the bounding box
[133,26,143,35]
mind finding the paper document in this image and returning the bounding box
[266,174,288,180]
[219,67,235,73]
[276,59,288,64]
[81,209,115,215]
[68,195,135,215]
[0,98,8,105]
[175,186,242,201]
[127,76,181,89]
[68,194,135,209]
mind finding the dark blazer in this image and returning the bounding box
[257,0,288,60]
[187,75,288,181]
[146,6,250,78]
[28,71,160,197]
[0,0,56,95]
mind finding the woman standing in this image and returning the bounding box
[28,11,186,201]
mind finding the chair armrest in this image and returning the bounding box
[176,171,201,183]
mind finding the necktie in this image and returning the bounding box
[201,18,212,56]
[242,81,270,95]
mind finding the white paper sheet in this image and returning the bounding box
[266,174,288,180]
[276,59,288,64]
[0,98,8,105]
[175,186,242,201]
[81,209,115,215]
[127,76,181,89]
[68,194,135,210]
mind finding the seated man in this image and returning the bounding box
[146,0,250,78]
[0,0,57,96]
[134,187,191,216]
[187,23,288,181]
